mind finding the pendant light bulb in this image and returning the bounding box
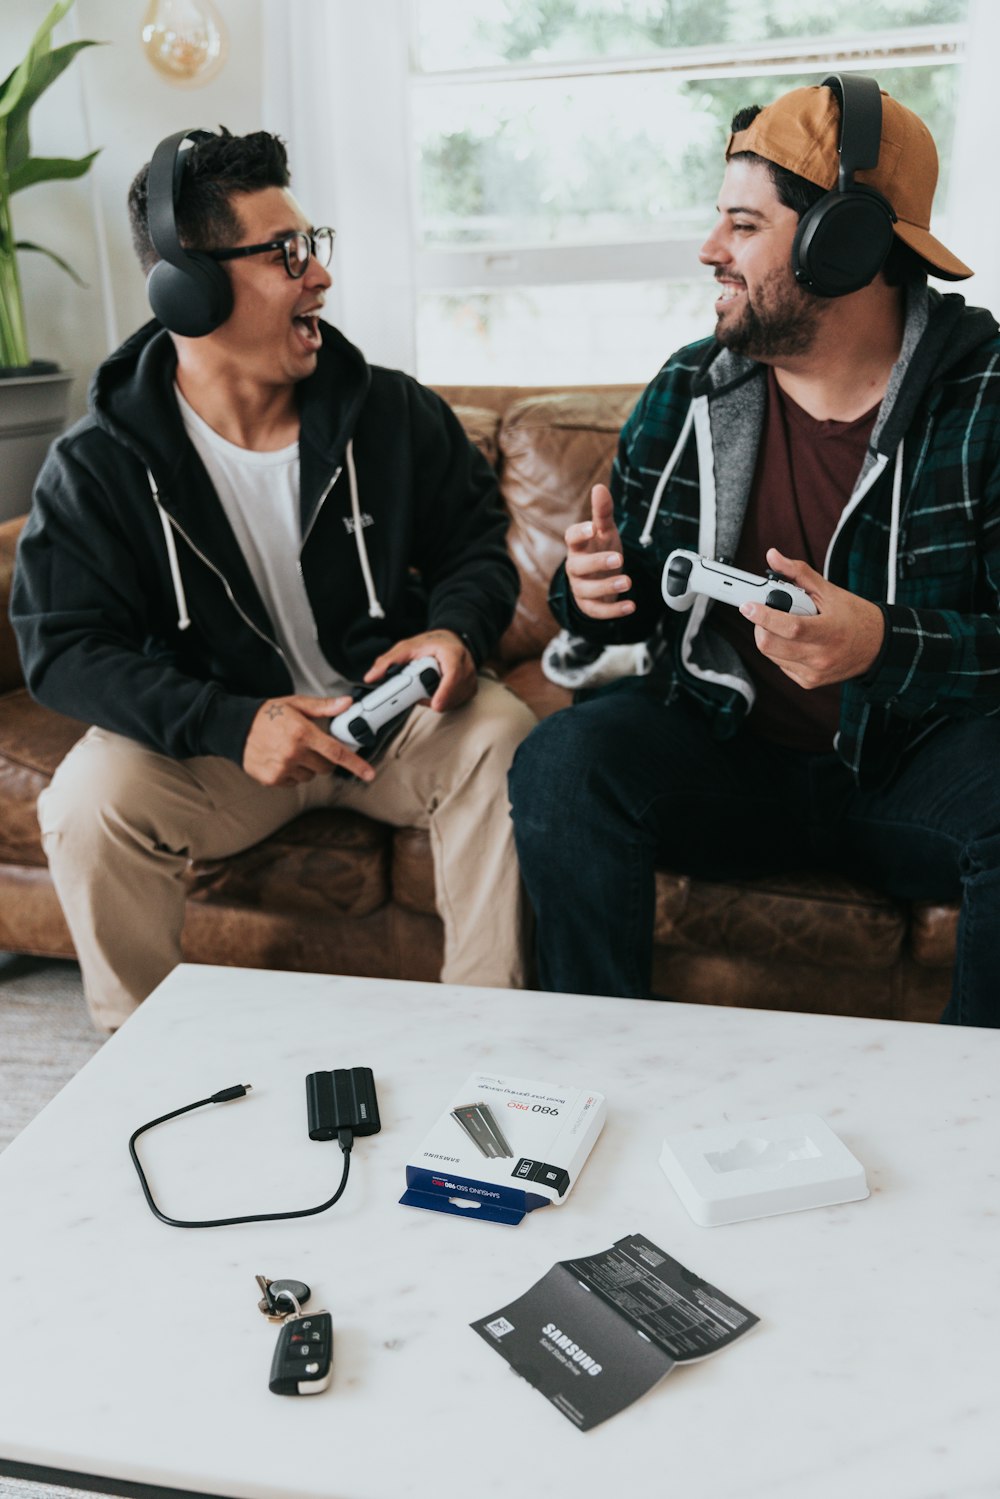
[141,0,229,88]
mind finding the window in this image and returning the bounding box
[409,0,971,383]
[277,1,989,382]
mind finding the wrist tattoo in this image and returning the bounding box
[266,703,285,720]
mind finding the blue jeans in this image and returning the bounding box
[508,679,1000,1026]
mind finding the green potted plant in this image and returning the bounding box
[0,0,100,520]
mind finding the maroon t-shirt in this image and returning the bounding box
[710,368,879,751]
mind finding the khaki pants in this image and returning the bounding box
[39,678,536,1030]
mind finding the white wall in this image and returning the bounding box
[3,0,264,423]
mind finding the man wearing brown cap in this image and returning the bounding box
[510,75,1000,1027]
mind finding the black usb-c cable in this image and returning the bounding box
[129,1068,381,1229]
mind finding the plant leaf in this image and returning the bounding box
[5,40,102,174]
[14,239,86,287]
[0,0,74,121]
[9,150,100,194]
[0,64,19,111]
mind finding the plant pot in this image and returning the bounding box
[0,365,74,522]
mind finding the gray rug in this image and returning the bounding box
[0,1483,115,1499]
[0,953,105,1154]
[0,1485,107,1498]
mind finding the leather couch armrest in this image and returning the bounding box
[0,514,27,694]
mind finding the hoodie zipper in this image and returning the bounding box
[296,467,341,646]
[296,449,385,621]
[148,472,290,672]
[300,465,341,559]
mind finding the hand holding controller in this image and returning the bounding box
[330,656,441,752]
[662,549,818,617]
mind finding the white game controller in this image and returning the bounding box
[662,549,818,617]
[330,656,441,751]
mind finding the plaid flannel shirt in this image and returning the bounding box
[550,288,1000,787]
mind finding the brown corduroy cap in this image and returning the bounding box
[725,83,972,281]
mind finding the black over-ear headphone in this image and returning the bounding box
[791,74,897,298]
[146,128,233,337]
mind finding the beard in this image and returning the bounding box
[714,264,827,359]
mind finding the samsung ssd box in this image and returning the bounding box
[400,1072,606,1225]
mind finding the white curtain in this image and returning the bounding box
[261,0,417,372]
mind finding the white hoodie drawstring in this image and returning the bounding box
[148,442,386,632]
[634,393,905,601]
[345,437,386,619]
[146,469,191,631]
[639,403,696,548]
[886,441,904,606]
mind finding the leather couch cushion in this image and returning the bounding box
[187,809,390,919]
[391,825,435,914]
[393,823,905,971]
[497,658,571,722]
[0,865,74,956]
[451,404,501,469]
[495,391,639,663]
[0,689,86,863]
[910,902,959,968]
[655,869,906,969]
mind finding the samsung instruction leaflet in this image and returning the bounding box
[472,1232,759,1429]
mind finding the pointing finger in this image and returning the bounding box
[590,484,616,540]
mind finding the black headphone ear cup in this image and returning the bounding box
[792,188,896,298]
[146,252,233,337]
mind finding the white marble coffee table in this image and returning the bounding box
[0,964,997,1499]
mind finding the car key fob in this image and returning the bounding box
[269,1310,333,1395]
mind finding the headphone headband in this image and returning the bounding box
[789,72,896,298]
[821,74,884,190]
[147,129,212,268]
[145,127,233,337]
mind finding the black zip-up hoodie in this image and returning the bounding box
[12,320,518,764]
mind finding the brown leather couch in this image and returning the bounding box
[0,384,958,1025]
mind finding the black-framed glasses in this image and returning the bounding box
[207,226,335,279]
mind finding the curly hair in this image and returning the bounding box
[728,104,927,288]
[128,128,291,275]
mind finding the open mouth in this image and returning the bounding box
[715,279,746,307]
[292,312,322,351]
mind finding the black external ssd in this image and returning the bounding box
[307,1067,381,1141]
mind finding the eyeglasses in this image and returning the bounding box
[207,226,336,279]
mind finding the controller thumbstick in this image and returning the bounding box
[764,589,793,612]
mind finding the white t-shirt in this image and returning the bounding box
[175,385,351,697]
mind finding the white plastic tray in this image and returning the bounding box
[659,1112,869,1226]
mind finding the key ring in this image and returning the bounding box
[255,1275,312,1322]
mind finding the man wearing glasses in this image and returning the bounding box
[12,128,534,1031]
